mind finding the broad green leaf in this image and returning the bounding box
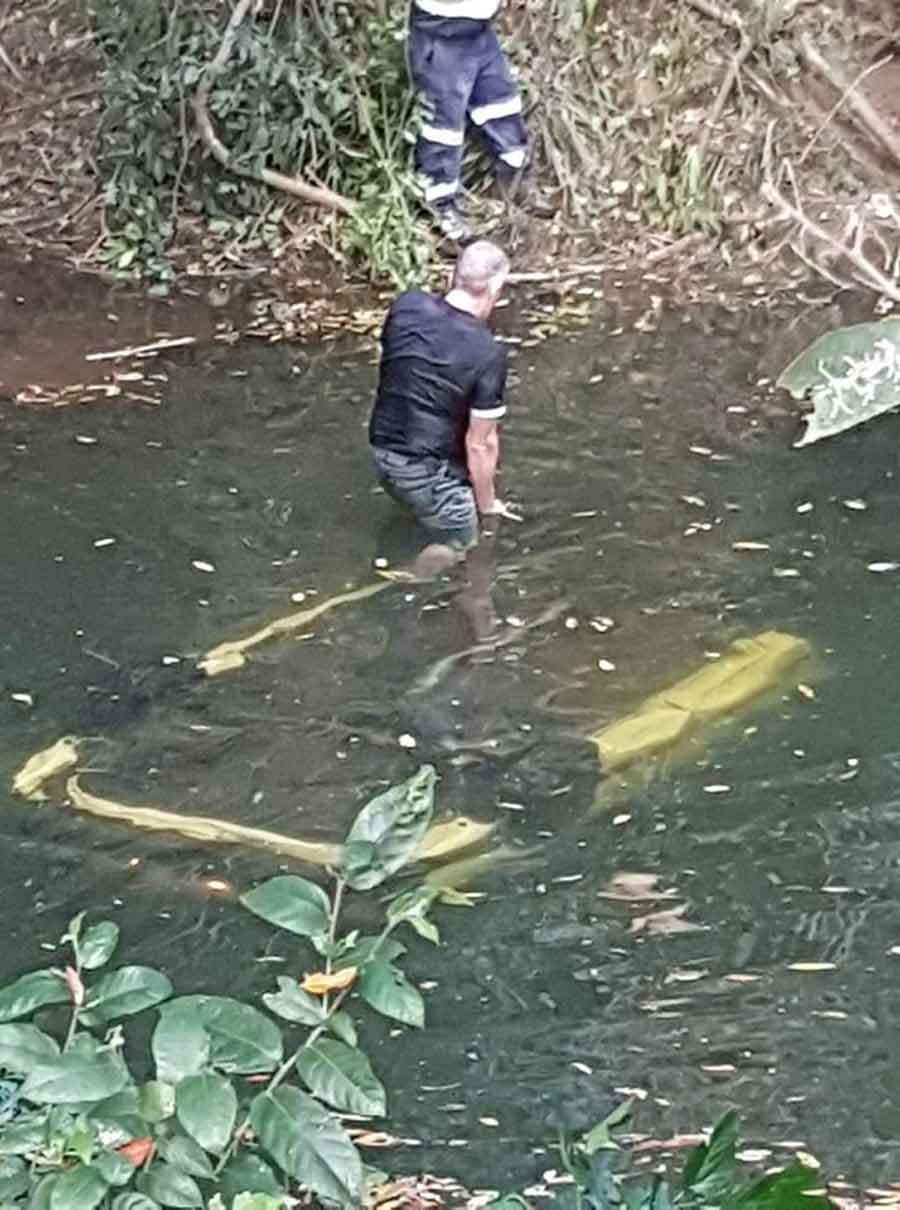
[777,318,900,447]
[0,971,69,1023]
[137,1162,203,1208]
[30,1174,60,1210]
[152,1004,210,1084]
[89,1087,148,1141]
[158,1134,214,1180]
[262,978,324,1026]
[0,1024,60,1074]
[139,1081,175,1123]
[387,888,441,945]
[583,1100,633,1154]
[67,1120,97,1166]
[175,1072,236,1154]
[22,1049,129,1105]
[734,1162,832,1209]
[240,876,330,938]
[406,915,440,945]
[250,1086,362,1206]
[0,1114,48,1156]
[0,1157,27,1200]
[80,923,121,971]
[621,1176,673,1210]
[484,1199,531,1210]
[112,1196,162,1210]
[232,1195,284,1210]
[164,998,282,1074]
[217,1153,282,1202]
[342,936,406,969]
[359,961,424,1028]
[64,913,85,947]
[340,765,436,890]
[92,1148,137,1186]
[296,1038,386,1116]
[681,1110,737,1199]
[328,1010,358,1047]
[86,967,173,1022]
[49,1162,109,1210]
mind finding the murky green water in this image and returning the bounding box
[2,291,900,1192]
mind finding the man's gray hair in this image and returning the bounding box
[454,240,510,296]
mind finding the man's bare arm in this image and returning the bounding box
[465,417,500,514]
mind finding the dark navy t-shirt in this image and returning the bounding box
[369,291,507,468]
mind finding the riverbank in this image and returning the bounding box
[1,0,899,311]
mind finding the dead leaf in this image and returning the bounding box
[630,903,706,937]
[301,966,358,995]
[600,872,677,902]
[665,968,708,983]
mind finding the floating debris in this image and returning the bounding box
[592,630,812,771]
[198,580,390,676]
[12,737,81,801]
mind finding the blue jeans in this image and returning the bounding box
[372,448,478,549]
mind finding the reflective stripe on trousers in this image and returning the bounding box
[407,21,529,209]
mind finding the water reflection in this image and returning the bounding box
[1,293,899,1187]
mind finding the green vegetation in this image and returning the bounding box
[0,766,445,1208]
[496,1104,832,1210]
[90,0,431,287]
[0,764,843,1209]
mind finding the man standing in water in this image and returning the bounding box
[369,240,520,573]
[408,0,555,241]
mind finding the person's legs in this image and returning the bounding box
[468,29,555,217]
[408,24,479,239]
[372,450,478,579]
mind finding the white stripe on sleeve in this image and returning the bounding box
[470,404,507,420]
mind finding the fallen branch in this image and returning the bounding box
[506,261,606,283]
[798,35,900,169]
[698,35,754,161]
[193,0,355,216]
[761,178,900,302]
[799,55,894,165]
[0,36,23,82]
[684,0,742,31]
[85,335,197,361]
[644,232,706,265]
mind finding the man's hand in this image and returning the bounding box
[481,498,523,522]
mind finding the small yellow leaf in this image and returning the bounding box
[301,966,358,996]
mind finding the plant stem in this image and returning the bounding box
[215,898,398,1175]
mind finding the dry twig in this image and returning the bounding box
[798,35,900,169]
[761,177,900,302]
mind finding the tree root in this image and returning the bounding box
[193,0,356,217]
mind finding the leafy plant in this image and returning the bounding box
[493,1103,833,1210]
[777,318,900,447]
[89,0,430,286]
[0,764,441,1208]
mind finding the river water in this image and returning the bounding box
[1,285,899,1193]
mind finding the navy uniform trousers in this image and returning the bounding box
[407,17,529,211]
